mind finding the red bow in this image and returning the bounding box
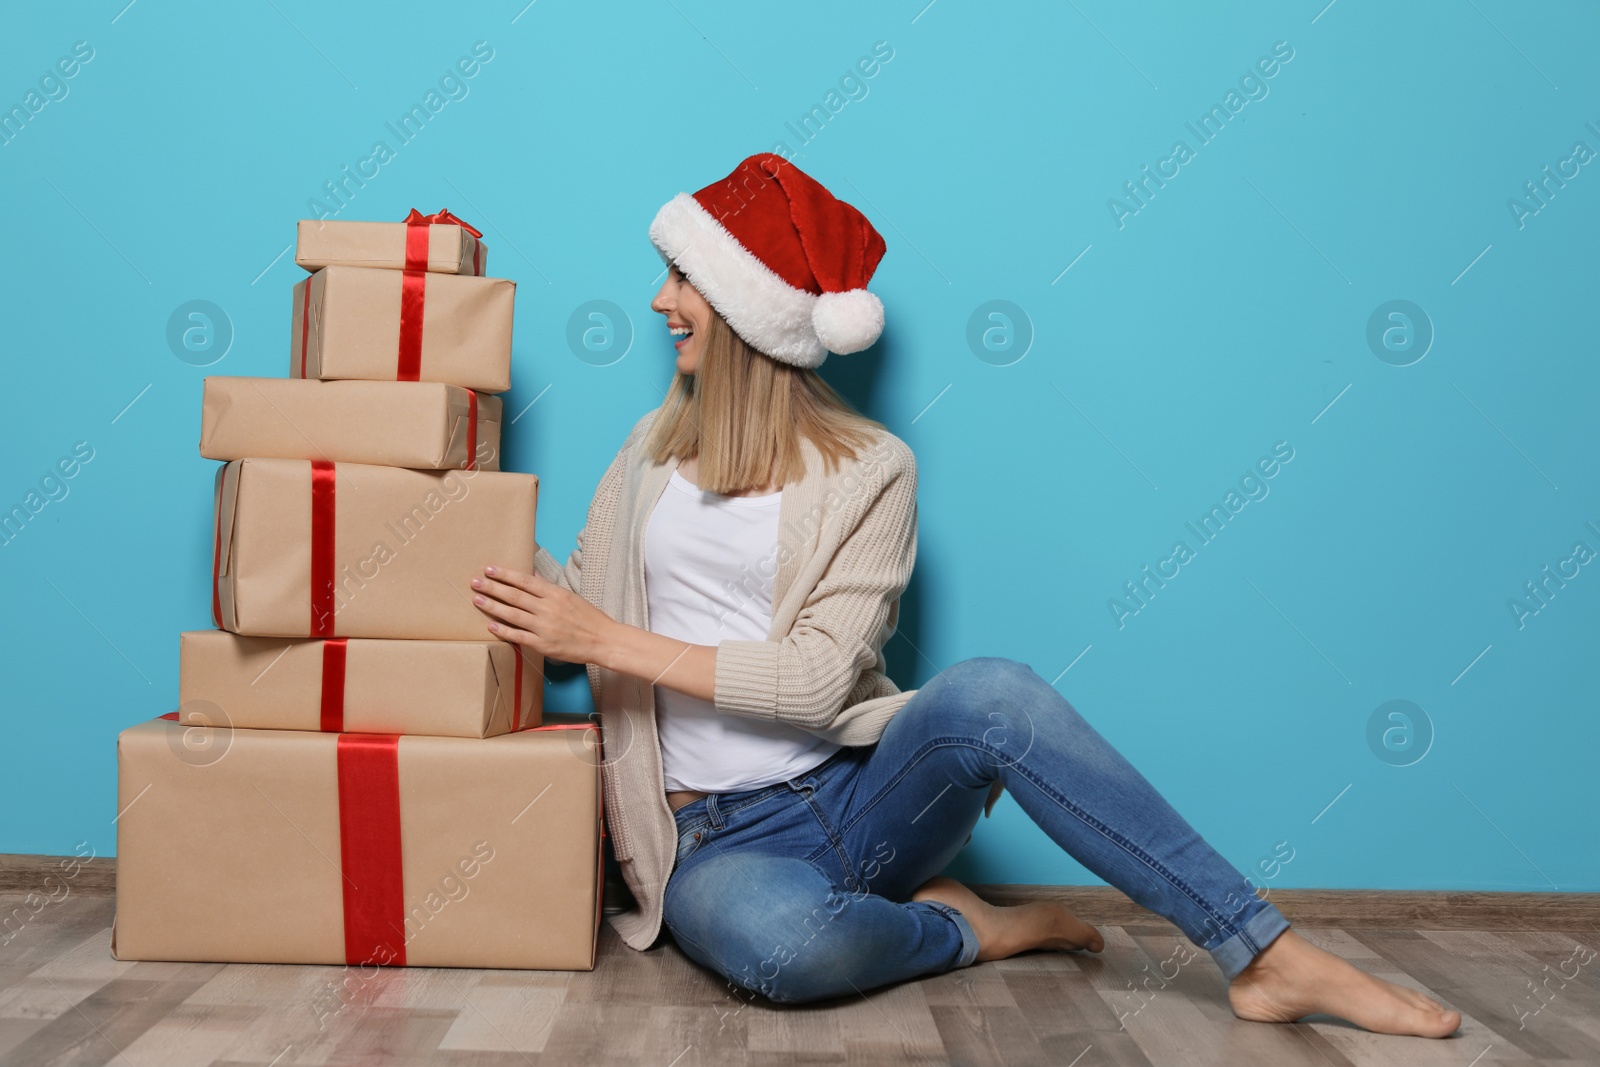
[403,207,482,239]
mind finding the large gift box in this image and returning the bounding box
[200,377,502,471]
[179,630,542,737]
[112,716,601,969]
[296,209,488,276]
[211,458,537,640]
[291,266,515,393]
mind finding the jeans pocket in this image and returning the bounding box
[675,820,709,865]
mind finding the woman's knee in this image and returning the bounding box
[737,888,889,1003]
[663,853,865,1004]
[906,656,1094,769]
[942,655,1037,689]
[922,657,1065,725]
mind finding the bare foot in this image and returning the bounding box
[1228,929,1461,1038]
[911,876,1105,962]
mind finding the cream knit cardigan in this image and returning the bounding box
[533,405,1000,951]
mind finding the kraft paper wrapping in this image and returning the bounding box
[178,630,543,737]
[212,458,537,640]
[200,377,503,471]
[290,266,515,393]
[112,718,602,969]
[295,218,488,276]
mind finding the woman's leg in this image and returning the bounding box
[835,656,1459,1036]
[662,847,980,1004]
[836,655,1287,979]
[660,765,1008,1005]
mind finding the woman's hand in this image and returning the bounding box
[472,564,721,700]
[470,565,616,665]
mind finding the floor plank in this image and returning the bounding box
[3,886,1597,1066]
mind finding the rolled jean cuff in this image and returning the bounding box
[915,900,981,968]
[1209,899,1291,982]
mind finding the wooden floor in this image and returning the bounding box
[3,883,1598,1066]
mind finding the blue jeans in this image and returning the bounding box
[661,656,1291,1004]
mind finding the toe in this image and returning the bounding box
[1409,988,1447,1012]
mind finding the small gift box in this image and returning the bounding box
[295,208,488,276]
[291,266,515,393]
[211,458,537,640]
[200,377,502,471]
[179,630,542,737]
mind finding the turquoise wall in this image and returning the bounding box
[3,1,1595,893]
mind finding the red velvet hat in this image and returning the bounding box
[648,153,887,369]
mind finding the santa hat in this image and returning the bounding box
[648,153,887,369]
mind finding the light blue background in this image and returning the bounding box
[2,1,1595,894]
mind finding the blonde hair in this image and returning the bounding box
[643,309,885,494]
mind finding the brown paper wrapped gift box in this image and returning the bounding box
[112,717,601,969]
[291,266,515,393]
[179,630,542,737]
[211,458,537,640]
[295,217,488,276]
[200,377,503,471]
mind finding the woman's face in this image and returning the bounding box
[650,263,715,375]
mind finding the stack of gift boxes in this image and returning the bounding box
[112,210,604,972]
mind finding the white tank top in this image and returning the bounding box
[644,467,842,792]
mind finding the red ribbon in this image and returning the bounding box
[310,461,337,637]
[397,269,426,381]
[397,209,484,379]
[336,734,406,966]
[403,211,431,273]
[398,213,430,380]
[465,390,478,471]
[403,207,482,240]
[320,638,348,732]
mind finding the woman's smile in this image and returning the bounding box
[651,263,714,373]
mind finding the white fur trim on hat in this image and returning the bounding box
[812,289,884,355]
[649,192,827,369]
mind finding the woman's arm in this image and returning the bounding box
[475,406,721,693]
[710,439,918,730]
[473,426,916,725]
[595,626,718,701]
[471,566,718,700]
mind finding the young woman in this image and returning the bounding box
[470,153,1460,1037]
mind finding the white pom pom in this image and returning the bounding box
[812,289,884,355]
